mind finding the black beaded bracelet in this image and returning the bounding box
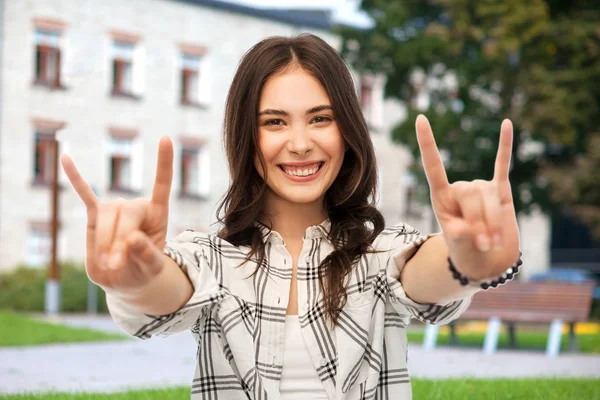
[448,251,523,290]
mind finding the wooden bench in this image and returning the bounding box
[422,280,596,356]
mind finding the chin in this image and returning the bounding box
[273,187,325,205]
[282,192,323,205]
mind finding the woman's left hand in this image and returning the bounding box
[415,115,521,280]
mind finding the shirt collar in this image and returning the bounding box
[254,219,331,244]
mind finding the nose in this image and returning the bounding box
[287,125,313,155]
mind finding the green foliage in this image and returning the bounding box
[543,135,600,240]
[0,262,108,313]
[341,0,600,238]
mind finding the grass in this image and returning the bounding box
[0,310,126,347]
[412,378,600,399]
[1,379,599,399]
[406,329,600,354]
[0,388,191,400]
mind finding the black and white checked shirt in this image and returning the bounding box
[107,221,471,399]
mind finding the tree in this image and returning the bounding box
[339,0,600,239]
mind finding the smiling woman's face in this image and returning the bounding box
[255,66,346,209]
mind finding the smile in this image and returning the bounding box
[278,162,324,179]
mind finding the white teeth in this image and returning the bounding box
[283,165,320,177]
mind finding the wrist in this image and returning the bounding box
[109,254,193,315]
[449,251,523,290]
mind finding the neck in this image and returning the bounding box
[261,192,327,242]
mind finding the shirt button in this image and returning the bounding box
[320,358,327,366]
[277,297,281,305]
[305,256,310,263]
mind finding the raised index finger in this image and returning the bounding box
[151,136,174,207]
[60,154,98,210]
[415,114,449,194]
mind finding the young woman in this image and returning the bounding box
[61,34,522,400]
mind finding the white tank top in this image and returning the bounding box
[279,315,329,399]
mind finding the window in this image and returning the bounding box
[360,80,373,115]
[108,136,133,191]
[31,119,65,186]
[27,225,52,268]
[181,148,199,195]
[34,29,62,87]
[179,137,209,199]
[359,75,384,130]
[33,132,56,184]
[403,172,422,219]
[111,40,135,96]
[107,128,142,193]
[179,43,211,107]
[181,53,201,105]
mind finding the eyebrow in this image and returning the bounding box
[258,105,332,117]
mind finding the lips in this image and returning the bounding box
[278,161,324,179]
[279,162,322,177]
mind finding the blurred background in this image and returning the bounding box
[0,0,598,398]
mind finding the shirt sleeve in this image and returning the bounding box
[106,230,226,339]
[381,223,471,325]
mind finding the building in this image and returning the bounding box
[0,0,416,270]
[0,0,558,279]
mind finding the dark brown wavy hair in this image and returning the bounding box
[216,33,384,326]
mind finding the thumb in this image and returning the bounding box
[127,230,165,276]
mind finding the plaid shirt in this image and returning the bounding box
[107,221,471,399]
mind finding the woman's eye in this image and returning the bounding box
[264,119,284,126]
[312,116,332,124]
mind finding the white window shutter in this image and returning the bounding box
[59,35,72,88]
[198,147,210,197]
[131,138,143,192]
[197,55,212,106]
[133,45,145,97]
[26,230,50,268]
[58,139,70,187]
[103,138,110,191]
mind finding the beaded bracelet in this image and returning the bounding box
[448,251,523,290]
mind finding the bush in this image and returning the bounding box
[0,262,108,313]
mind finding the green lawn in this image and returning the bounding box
[412,379,600,399]
[0,311,126,347]
[0,388,190,400]
[406,329,600,354]
[1,379,599,399]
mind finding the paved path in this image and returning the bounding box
[1,315,599,395]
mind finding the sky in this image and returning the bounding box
[219,0,373,27]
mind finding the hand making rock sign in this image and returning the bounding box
[415,114,521,281]
[60,137,193,315]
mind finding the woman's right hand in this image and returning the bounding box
[61,137,174,296]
